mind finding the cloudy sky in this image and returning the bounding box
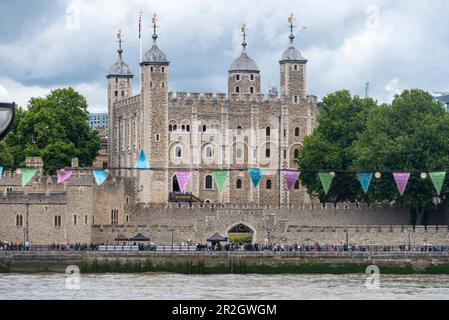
[1,0,449,112]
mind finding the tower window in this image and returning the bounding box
[236,74,240,81]
[203,125,207,132]
[284,149,287,159]
[150,82,153,88]
[114,91,118,97]
[16,215,23,227]
[54,215,61,227]
[294,65,298,71]
[250,74,254,81]
[169,124,173,132]
[182,125,186,131]
[175,146,182,158]
[294,96,299,104]
[73,215,77,225]
[266,127,271,137]
[186,125,190,132]
[235,86,240,94]
[205,146,213,158]
[155,134,161,142]
[266,148,271,158]
[162,67,165,73]
[236,179,242,189]
[205,175,214,190]
[162,82,165,88]
[151,67,154,72]
[294,149,300,159]
[295,127,300,137]
[266,179,272,190]
[237,126,242,136]
[236,148,243,159]
[173,125,177,131]
[121,91,125,97]
[294,180,300,190]
[250,87,254,94]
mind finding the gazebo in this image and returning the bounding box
[129,233,150,242]
[115,234,129,243]
[207,233,228,245]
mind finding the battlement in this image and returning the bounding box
[114,94,141,108]
[0,191,67,204]
[169,92,281,104]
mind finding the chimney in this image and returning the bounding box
[25,157,44,176]
[71,158,79,168]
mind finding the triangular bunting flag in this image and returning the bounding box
[175,171,192,193]
[319,172,334,195]
[21,168,37,187]
[429,172,446,196]
[0,166,3,180]
[134,150,150,169]
[283,171,301,191]
[93,170,108,186]
[57,169,73,184]
[212,171,229,194]
[357,173,373,194]
[248,168,263,188]
[393,173,410,197]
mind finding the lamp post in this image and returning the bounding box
[0,102,16,141]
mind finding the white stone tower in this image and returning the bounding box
[140,15,170,203]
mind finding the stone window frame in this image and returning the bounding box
[16,215,23,227]
[73,215,77,225]
[235,86,240,94]
[266,127,271,137]
[293,96,299,104]
[266,179,273,190]
[236,74,240,81]
[155,134,161,142]
[250,87,254,94]
[250,74,254,81]
[236,179,243,189]
[236,126,243,136]
[204,145,214,159]
[265,148,271,159]
[54,215,62,227]
[85,215,89,225]
[204,175,214,191]
[236,148,243,159]
[294,148,300,159]
[295,127,300,137]
[174,145,183,158]
[294,180,300,190]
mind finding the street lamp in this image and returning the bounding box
[0,102,16,141]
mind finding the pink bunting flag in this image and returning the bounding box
[175,171,192,193]
[57,169,73,184]
[393,173,410,197]
[283,171,301,191]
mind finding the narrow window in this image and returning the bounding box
[237,126,242,136]
[235,86,240,94]
[85,216,88,225]
[236,148,242,159]
[266,127,271,137]
[205,175,213,190]
[236,179,242,189]
[186,125,190,132]
[294,180,300,190]
[266,148,271,158]
[151,67,154,72]
[284,149,287,159]
[266,179,272,190]
[73,215,77,225]
[173,125,177,131]
[169,124,173,132]
[250,74,254,81]
[162,67,165,73]
[236,74,240,81]
[114,91,118,97]
[294,96,298,103]
[161,82,165,88]
[205,146,213,158]
[121,91,125,97]
[295,127,300,137]
[175,146,182,158]
[155,134,160,142]
[250,87,254,94]
[294,149,300,159]
[294,65,298,71]
[182,125,186,131]
[115,78,118,83]
[203,125,207,132]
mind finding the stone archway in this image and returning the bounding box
[227,223,255,245]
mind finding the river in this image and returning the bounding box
[1,274,449,300]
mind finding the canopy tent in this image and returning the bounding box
[129,233,150,242]
[207,233,228,243]
[115,234,129,242]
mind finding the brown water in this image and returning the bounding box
[1,274,449,300]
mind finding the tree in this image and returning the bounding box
[297,90,378,203]
[352,89,449,224]
[3,88,100,174]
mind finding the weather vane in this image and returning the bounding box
[241,24,248,51]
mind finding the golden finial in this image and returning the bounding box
[152,14,158,25]
[288,13,294,25]
[117,29,122,40]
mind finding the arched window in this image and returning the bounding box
[173,124,177,131]
[121,91,125,97]
[266,179,272,190]
[236,126,242,136]
[162,67,165,73]
[294,149,300,159]
[181,125,186,131]
[294,96,299,103]
[295,127,300,137]
[236,86,240,94]
[169,124,173,132]
[150,67,154,72]
[186,125,190,132]
[203,125,207,132]
[161,82,165,88]
[250,74,254,81]
[266,148,271,158]
[205,175,214,190]
[250,87,254,94]
[294,180,300,190]
[114,91,118,97]
[205,145,213,158]
[236,148,242,159]
[236,179,242,189]
[294,65,298,71]
[175,146,182,158]
[266,127,271,137]
[236,74,240,81]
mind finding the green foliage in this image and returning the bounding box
[2,88,100,174]
[297,89,449,224]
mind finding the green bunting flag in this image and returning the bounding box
[319,172,334,195]
[429,172,446,196]
[212,171,229,194]
[21,168,38,187]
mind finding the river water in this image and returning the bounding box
[1,274,449,300]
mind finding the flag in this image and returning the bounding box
[175,171,192,193]
[393,173,410,197]
[212,171,229,194]
[21,168,37,187]
[134,150,150,169]
[57,169,73,184]
[248,168,263,187]
[93,170,108,186]
[283,171,300,191]
[429,172,446,196]
[138,10,142,39]
[357,173,373,194]
[319,172,334,195]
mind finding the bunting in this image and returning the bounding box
[93,170,108,186]
[248,168,263,187]
[175,171,192,193]
[429,172,446,196]
[319,172,334,195]
[212,171,229,194]
[57,169,73,184]
[134,150,150,169]
[357,173,373,194]
[283,171,300,191]
[21,168,37,187]
[393,173,410,197]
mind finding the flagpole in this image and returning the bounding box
[139,10,143,63]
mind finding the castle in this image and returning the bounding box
[107,17,318,205]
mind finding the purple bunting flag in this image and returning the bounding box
[283,171,301,191]
[175,171,192,193]
[393,173,410,197]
